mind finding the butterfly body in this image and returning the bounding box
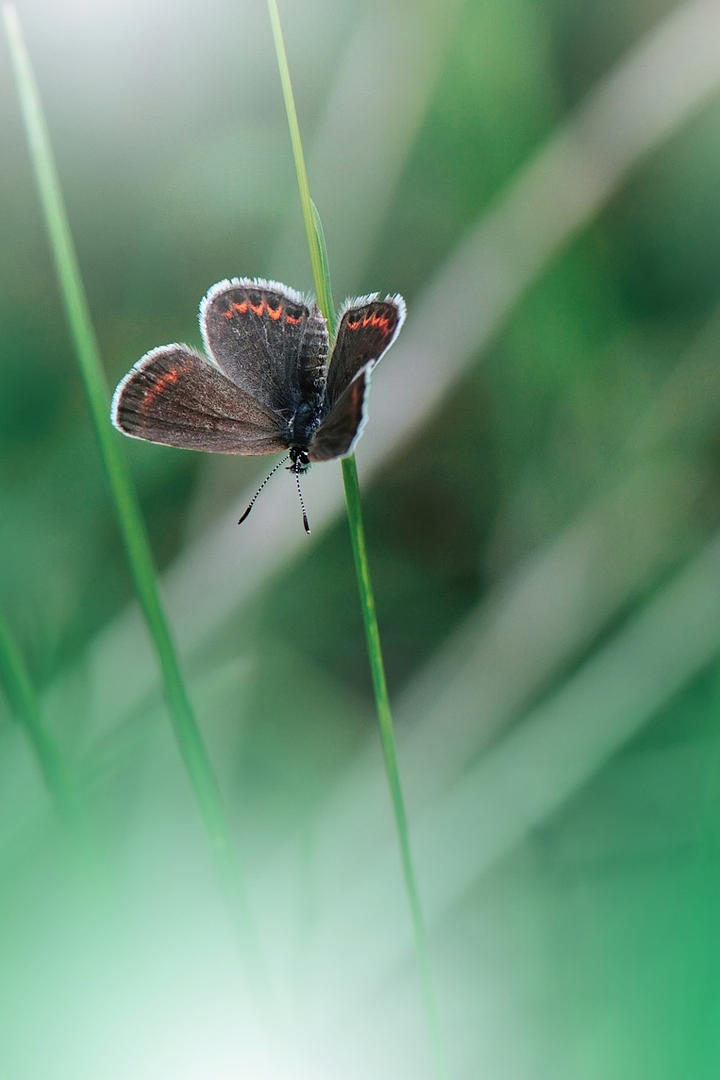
[111,277,406,527]
[287,399,323,453]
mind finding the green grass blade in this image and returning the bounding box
[265,2,445,1072]
[3,3,254,930]
[340,455,446,1072]
[0,611,77,824]
[266,0,330,319]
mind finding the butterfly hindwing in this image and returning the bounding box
[308,362,373,462]
[200,277,328,416]
[325,294,406,407]
[111,345,290,455]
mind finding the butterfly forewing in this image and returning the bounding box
[309,363,372,462]
[111,345,290,455]
[325,294,406,407]
[200,277,329,416]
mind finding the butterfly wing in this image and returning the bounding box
[111,345,290,454]
[200,277,329,416]
[308,363,372,462]
[325,294,406,406]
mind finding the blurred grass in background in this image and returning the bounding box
[3,0,720,1076]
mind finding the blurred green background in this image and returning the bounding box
[3,0,720,1076]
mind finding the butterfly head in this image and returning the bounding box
[288,447,311,475]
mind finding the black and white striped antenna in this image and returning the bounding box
[237,454,289,525]
[294,470,311,534]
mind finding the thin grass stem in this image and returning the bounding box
[266,0,332,321]
[265,2,445,1072]
[339,456,446,1073]
[3,4,259,958]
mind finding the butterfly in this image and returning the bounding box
[111,277,406,532]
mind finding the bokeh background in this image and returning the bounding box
[3,0,720,1075]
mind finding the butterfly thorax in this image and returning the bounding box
[288,398,323,450]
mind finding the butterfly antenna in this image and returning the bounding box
[295,471,311,534]
[238,455,289,524]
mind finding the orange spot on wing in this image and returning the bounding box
[249,299,265,316]
[267,303,283,321]
[143,367,180,407]
[285,313,304,325]
[348,309,392,335]
[223,299,248,319]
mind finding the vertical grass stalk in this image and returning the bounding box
[3,5,257,949]
[266,2,445,1072]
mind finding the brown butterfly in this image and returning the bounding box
[111,277,406,532]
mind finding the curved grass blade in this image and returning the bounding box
[2,4,261,966]
[310,198,336,333]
